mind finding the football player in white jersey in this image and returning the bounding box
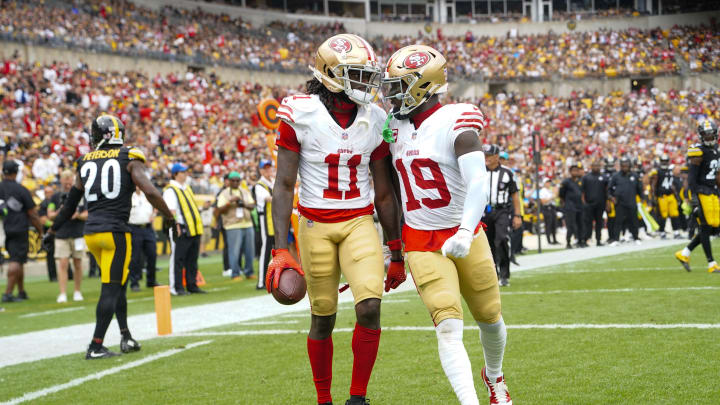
[266,34,405,405]
[381,45,512,405]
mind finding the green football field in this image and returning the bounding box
[1,240,719,404]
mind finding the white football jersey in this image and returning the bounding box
[277,94,387,210]
[388,103,485,230]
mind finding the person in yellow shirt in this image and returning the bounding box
[216,171,256,280]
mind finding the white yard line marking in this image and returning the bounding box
[179,323,720,338]
[277,313,307,319]
[0,340,212,405]
[501,286,720,295]
[208,287,230,292]
[126,297,154,304]
[237,320,299,326]
[19,307,85,319]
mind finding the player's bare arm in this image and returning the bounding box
[272,147,300,251]
[370,155,402,261]
[128,159,174,221]
[265,146,304,293]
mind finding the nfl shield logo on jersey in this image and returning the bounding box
[411,132,417,140]
[342,132,349,140]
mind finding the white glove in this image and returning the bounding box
[441,228,473,258]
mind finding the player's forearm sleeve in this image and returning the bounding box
[458,151,489,231]
[50,186,83,232]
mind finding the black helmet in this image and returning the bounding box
[697,119,718,147]
[619,156,631,167]
[91,114,125,149]
[659,153,670,169]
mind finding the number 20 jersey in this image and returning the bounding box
[687,143,720,194]
[78,146,146,234]
[276,94,388,219]
[388,103,485,231]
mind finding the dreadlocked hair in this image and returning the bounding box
[305,78,351,111]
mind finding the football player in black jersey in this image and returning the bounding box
[47,114,177,359]
[649,154,681,239]
[675,120,720,273]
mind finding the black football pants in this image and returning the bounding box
[613,204,639,241]
[564,209,583,245]
[583,203,604,243]
[483,208,511,280]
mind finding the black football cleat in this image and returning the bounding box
[86,345,121,360]
[120,336,142,353]
[345,396,370,405]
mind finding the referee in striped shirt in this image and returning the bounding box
[481,145,522,287]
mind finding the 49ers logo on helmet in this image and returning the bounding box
[329,38,352,53]
[403,52,431,69]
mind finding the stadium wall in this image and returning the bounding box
[0,41,307,87]
[131,0,718,38]
[2,41,716,97]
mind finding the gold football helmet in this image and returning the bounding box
[381,44,448,118]
[310,33,381,105]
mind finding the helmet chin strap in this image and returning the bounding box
[94,138,107,150]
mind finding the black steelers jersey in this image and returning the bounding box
[651,168,675,196]
[77,146,146,234]
[687,143,720,194]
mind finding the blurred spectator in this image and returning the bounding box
[48,170,87,303]
[253,159,274,290]
[128,186,159,292]
[38,184,57,281]
[1,160,43,303]
[164,163,207,295]
[31,146,58,185]
[216,171,255,280]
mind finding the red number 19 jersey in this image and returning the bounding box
[276,94,388,222]
[388,103,485,249]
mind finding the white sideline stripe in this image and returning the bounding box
[237,321,298,326]
[179,323,720,337]
[19,307,85,319]
[0,340,212,405]
[126,297,154,304]
[0,238,682,369]
[208,287,230,292]
[501,286,720,295]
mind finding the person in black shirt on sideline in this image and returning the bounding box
[608,157,643,245]
[38,185,58,282]
[581,160,608,246]
[559,162,585,249]
[1,161,44,303]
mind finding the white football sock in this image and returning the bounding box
[477,317,507,380]
[682,247,691,257]
[436,319,479,405]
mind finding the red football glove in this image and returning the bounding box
[384,259,407,292]
[266,249,304,294]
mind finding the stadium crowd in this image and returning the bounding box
[2,59,719,193]
[1,0,719,79]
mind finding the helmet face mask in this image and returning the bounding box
[91,115,125,149]
[381,45,448,119]
[698,119,718,147]
[381,72,420,119]
[310,34,381,105]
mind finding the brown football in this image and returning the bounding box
[272,268,307,305]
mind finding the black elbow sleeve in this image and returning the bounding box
[51,187,84,232]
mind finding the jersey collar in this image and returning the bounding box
[410,102,442,130]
